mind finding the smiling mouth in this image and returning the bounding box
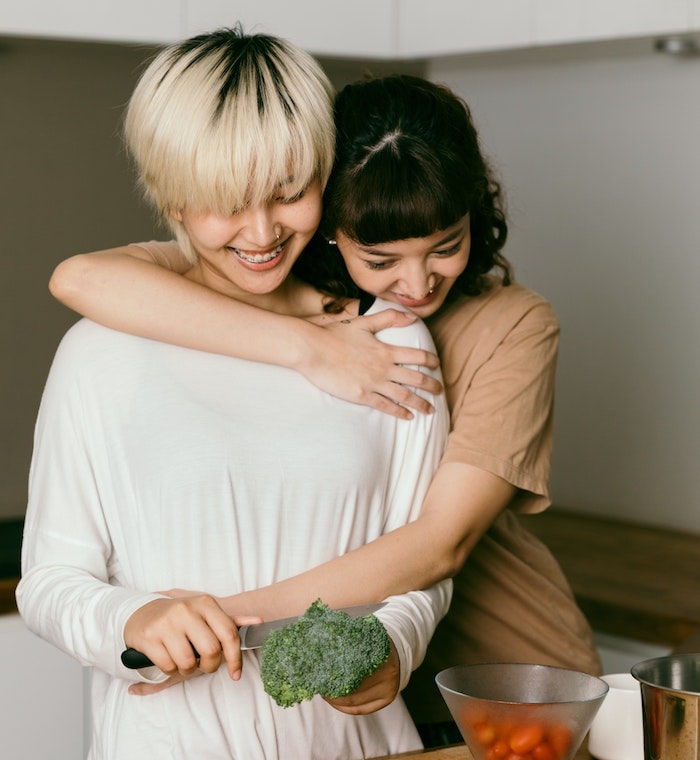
[394,288,438,307]
[231,241,285,264]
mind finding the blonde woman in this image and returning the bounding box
[17,29,450,759]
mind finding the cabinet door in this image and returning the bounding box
[398,0,534,58]
[0,0,183,44]
[1,615,87,759]
[184,0,396,59]
[533,0,693,45]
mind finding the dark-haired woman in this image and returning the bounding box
[50,73,601,745]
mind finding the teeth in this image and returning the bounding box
[233,243,284,263]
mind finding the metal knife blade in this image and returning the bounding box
[121,602,385,669]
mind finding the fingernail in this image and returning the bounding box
[231,669,242,681]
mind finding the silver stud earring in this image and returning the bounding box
[327,239,337,246]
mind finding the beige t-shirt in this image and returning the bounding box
[403,277,602,724]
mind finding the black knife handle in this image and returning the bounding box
[121,647,154,669]
[121,644,200,669]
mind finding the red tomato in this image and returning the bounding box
[547,724,573,758]
[474,723,497,747]
[532,742,557,760]
[491,739,511,758]
[509,724,545,755]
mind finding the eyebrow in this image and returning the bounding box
[359,228,464,257]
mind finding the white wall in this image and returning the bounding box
[0,37,162,521]
[428,40,700,533]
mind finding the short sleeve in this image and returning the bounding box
[428,282,560,513]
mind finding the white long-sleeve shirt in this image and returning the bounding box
[17,298,450,760]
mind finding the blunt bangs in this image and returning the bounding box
[326,132,471,246]
[124,29,335,218]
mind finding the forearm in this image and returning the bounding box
[221,462,515,621]
[223,521,448,620]
[50,250,317,369]
[50,247,443,415]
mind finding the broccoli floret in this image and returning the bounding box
[260,599,391,708]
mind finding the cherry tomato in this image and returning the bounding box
[491,739,511,758]
[509,724,545,755]
[547,724,573,758]
[474,723,497,747]
[487,741,511,760]
[532,741,557,760]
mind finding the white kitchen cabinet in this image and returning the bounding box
[0,614,88,759]
[532,0,694,46]
[1,1,699,58]
[398,0,699,58]
[0,0,183,44]
[398,0,535,58]
[183,0,396,59]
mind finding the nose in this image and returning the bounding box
[397,263,433,299]
[240,204,279,249]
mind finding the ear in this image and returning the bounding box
[169,208,183,222]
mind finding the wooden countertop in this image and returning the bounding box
[519,509,700,648]
[0,578,17,615]
[375,745,470,759]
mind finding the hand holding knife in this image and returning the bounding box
[121,602,384,669]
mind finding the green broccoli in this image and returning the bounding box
[260,599,391,708]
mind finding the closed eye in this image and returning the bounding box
[275,186,308,205]
[363,258,395,271]
[434,242,462,256]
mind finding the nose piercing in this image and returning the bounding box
[428,287,435,295]
[275,232,280,242]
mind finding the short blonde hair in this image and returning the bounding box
[124,27,335,262]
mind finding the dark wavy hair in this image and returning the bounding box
[294,74,511,306]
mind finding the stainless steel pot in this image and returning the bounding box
[632,653,700,759]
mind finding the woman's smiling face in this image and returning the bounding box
[176,180,323,305]
[334,214,471,318]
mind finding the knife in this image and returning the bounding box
[121,602,385,669]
